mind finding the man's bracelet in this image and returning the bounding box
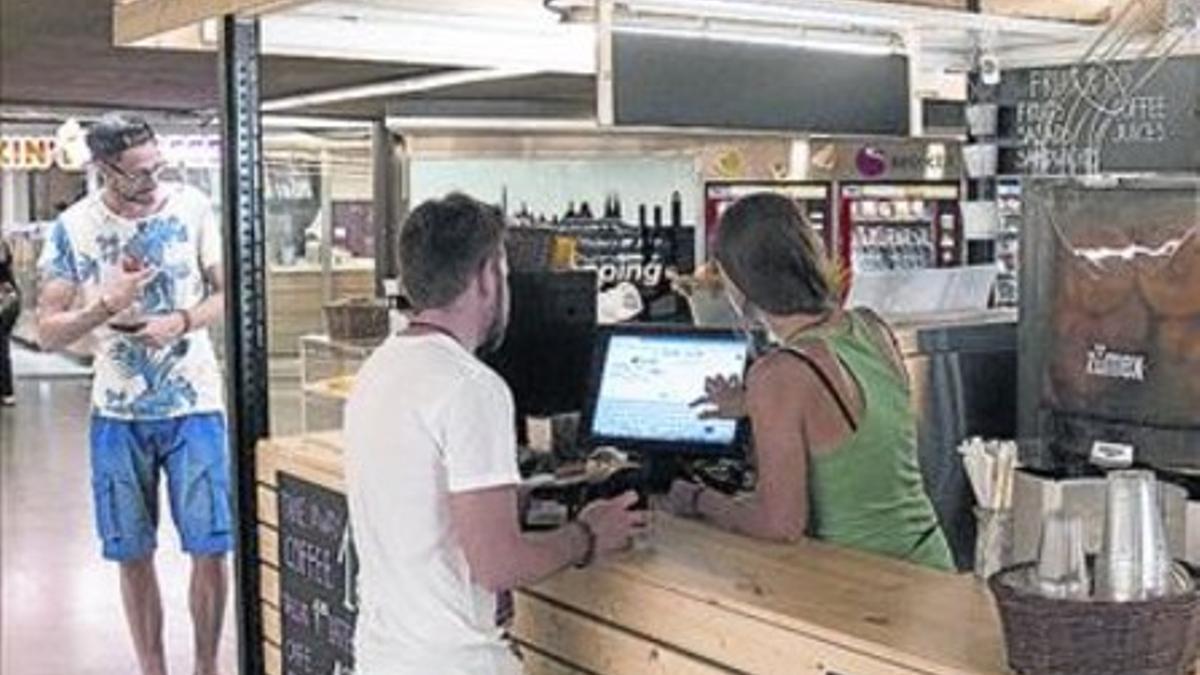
[176,309,193,335]
[572,519,596,568]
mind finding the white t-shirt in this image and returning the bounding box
[37,185,224,420]
[344,333,523,675]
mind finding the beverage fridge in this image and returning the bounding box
[703,181,833,262]
[837,181,964,279]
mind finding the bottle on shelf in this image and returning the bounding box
[638,204,651,261]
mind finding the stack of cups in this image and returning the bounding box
[1033,510,1090,600]
[1094,470,1173,602]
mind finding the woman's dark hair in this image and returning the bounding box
[86,113,156,162]
[399,193,506,311]
[714,193,835,315]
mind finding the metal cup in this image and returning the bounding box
[1034,510,1090,599]
[1094,470,1173,601]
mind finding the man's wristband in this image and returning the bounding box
[571,519,596,568]
[176,309,192,335]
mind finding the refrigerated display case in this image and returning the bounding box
[838,182,963,279]
[703,181,833,261]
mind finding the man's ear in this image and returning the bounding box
[474,255,498,299]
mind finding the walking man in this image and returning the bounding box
[37,113,230,675]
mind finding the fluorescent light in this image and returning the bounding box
[261,10,594,73]
[261,115,374,130]
[613,24,901,56]
[622,0,906,31]
[262,69,539,113]
[385,116,600,132]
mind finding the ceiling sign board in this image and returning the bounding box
[997,56,1200,175]
[610,32,911,136]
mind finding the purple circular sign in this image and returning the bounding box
[855,146,888,178]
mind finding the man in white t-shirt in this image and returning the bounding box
[37,114,229,675]
[345,193,645,674]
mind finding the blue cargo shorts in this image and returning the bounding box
[90,413,234,562]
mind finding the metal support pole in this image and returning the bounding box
[219,16,270,675]
[319,149,334,304]
[371,120,402,297]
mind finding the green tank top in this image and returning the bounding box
[783,311,954,572]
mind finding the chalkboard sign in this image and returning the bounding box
[612,32,910,135]
[278,473,358,675]
[997,56,1200,175]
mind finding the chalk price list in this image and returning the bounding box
[278,474,358,675]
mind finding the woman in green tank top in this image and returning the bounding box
[663,193,954,572]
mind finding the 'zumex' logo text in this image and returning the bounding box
[1086,344,1147,382]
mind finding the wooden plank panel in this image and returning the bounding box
[264,641,282,675]
[519,644,593,675]
[527,516,1005,675]
[276,456,345,493]
[513,593,731,675]
[114,0,311,45]
[518,577,923,675]
[263,602,282,646]
[259,524,280,567]
[980,0,1114,23]
[261,564,280,608]
[256,439,280,486]
[258,486,278,527]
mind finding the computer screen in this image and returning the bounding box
[582,324,750,456]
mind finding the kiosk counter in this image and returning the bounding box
[254,432,1010,675]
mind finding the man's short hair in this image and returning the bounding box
[87,113,156,162]
[399,193,506,311]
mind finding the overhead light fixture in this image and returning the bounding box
[613,24,902,56]
[262,68,539,113]
[385,116,600,132]
[261,115,374,130]
[621,0,906,31]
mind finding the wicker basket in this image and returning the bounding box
[989,563,1200,675]
[323,298,390,341]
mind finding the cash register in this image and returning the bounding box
[521,323,752,525]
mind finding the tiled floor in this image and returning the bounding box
[2,369,303,674]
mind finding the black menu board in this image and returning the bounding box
[997,56,1200,175]
[278,473,358,675]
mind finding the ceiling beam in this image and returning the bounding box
[113,0,313,46]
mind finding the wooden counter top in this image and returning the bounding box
[514,515,1008,675]
[256,433,1010,674]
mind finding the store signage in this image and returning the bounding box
[0,136,56,170]
[997,56,1200,174]
[0,131,219,171]
[161,134,221,167]
[594,260,665,288]
[1086,345,1147,382]
[277,473,357,675]
[810,140,960,181]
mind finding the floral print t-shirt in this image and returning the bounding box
[38,184,224,420]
